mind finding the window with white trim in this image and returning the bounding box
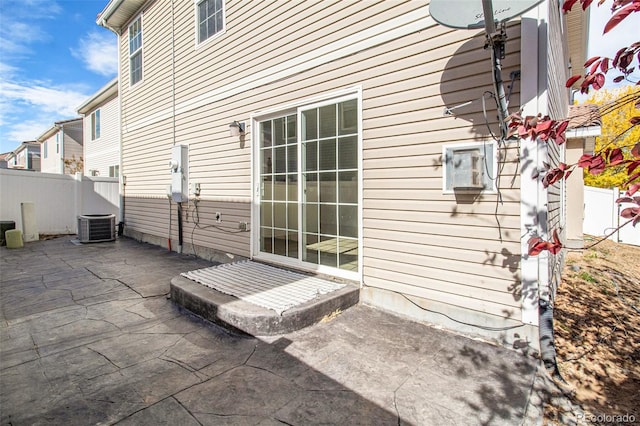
[91,109,101,140]
[109,165,119,178]
[128,16,143,86]
[43,141,48,158]
[56,134,60,154]
[197,0,224,44]
[442,142,497,193]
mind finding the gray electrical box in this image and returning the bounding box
[170,145,188,202]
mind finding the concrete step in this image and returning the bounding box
[170,269,359,336]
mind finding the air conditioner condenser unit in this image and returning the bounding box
[77,214,116,243]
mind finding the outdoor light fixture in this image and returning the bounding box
[229,121,245,137]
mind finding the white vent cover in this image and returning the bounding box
[77,214,116,243]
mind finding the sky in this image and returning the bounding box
[0,0,117,154]
[0,1,637,154]
[574,0,639,103]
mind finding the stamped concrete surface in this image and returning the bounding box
[1,237,541,425]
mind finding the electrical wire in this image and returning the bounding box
[389,288,525,332]
[191,199,245,234]
[481,91,501,144]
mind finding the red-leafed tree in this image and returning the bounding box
[512,0,640,255]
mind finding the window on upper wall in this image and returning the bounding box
[197,0,224,45]
[91,109,101,140]
[128,16,143,86]
[109,165,119,178]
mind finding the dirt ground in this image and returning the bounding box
[547,237,640,423]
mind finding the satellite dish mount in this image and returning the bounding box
[430,0,544,140]
[481,0,509,140]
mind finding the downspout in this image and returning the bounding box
[118,47,125,235]
[97,7,126,235]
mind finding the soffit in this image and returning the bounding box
[98,0,147,34]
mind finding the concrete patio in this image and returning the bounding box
[1,236,554,425]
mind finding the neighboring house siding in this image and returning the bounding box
[40,134,62,174]
[84,95,120,176]
[63,122,84,174]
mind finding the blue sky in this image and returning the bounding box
[0,1,636,154]
[0,0,117,153]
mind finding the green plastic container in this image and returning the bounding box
[5,229,23,249]
[0,221,15,246]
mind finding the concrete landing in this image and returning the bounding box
[170,270,359,336]
[1,236,551,425]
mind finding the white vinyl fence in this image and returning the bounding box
[584,186,639,246]
[0,169,119,235]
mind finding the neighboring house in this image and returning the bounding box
[0,152,10,169]
[565,104,601,249]
[5,141,41,171]
[37,118,84,175]
[98,0,584,350]
[77,77,121,177]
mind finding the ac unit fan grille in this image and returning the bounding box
[77,214,116,243]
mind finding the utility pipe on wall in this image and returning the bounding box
[177,202,183,253]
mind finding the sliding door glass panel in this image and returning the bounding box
[260,114,298,257]
[301,99,358,271]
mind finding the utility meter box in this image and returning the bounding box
[170,144,188,202]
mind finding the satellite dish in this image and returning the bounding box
[429,0,544,30]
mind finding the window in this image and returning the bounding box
[258,97,359,273]
[197,0,224,44]
[56,134,60,154]
[91,109,101,140]
[109,165,119,178]
[128,16,143,85]
[442,142,496,193]
[43,141,48,159]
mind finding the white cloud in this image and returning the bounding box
[71,31,118,77]
[0,79,89,151]
[0,21,51,57]
[0,1,58,58]
[0,81,87,117]
[0,61,18,79]
[5,118,52,143]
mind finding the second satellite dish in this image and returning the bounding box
[429,0,544,30]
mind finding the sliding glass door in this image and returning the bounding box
[258,97,359,274]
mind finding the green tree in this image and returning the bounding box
[583,86,640,189]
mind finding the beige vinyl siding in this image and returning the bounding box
[62,121,83,160]
[119,5,174,128]
[173,0,423,103]
[544,0,570,299]
[84,95,120,177]
[125,197,251,257]
[119,0,526,321]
